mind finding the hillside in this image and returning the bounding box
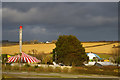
[2,42,119,55]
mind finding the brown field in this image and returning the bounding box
[2,42,119,55]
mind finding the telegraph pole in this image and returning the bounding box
[19,26,22,53]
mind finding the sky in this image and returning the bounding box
[2,2,118,42]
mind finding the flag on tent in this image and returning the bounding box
[7,52,40,63]
[7,55,11,58]
[8,55,20,63]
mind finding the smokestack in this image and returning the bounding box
[19,26,22,53]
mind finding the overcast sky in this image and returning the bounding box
[2,2,118,42]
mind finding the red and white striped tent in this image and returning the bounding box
[7,52,41,63]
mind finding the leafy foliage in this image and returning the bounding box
[111,48,120,63]
[2,54,8,64]
[53,35,88,66]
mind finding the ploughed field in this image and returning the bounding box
[2,42,119,55]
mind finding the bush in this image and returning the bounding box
[2,54,7,64]
[111,48,120,63]
[62,67,69,73]
[54,67,61,73]
[35,67,44,72]
[4,65,12,71]
[21,67,27,71]
[47,67,54,72]
[27,67,35,72]
[24,64,30,67]
[11,66,19,71]
[70,66,119,76]
[34,65,38,68]
[42,55,53,64]
[115,56,120,64]
[2,64,119,76]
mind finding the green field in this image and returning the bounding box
[48,53,112,59]
[96,54,112,59]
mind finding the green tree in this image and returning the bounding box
[53,35,88,66]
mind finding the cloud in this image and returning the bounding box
[3,8,39,23]
[2,2,118,41]
[3,3,117,27]
[23,26,47,34]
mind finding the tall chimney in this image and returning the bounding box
[19,26,22,53]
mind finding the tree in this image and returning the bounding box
[23,41,29,44]
[30,40,34,44]
[33,40,39,44]
[53,35,88,66]
[111,48,120,64]
[51,40,57,43]
[2,54,7,64]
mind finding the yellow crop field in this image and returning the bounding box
[2,42,119,55]
[83,42,119,54]
[2,44,56,55]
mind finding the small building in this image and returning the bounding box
[46,41,50,43]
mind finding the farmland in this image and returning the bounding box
[2,42,119,55]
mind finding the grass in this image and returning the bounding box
[2,73,62,78]
[96,54,112,59]
[2,70,119,79]
[2,65,119,76]
[2,42,119,55]
[2,74,14,78]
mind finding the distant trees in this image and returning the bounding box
[23,41,29,44]
[51,40,57,43]
[23,40,39,44]
[53,35,88,66]
[30,40,39,44]
[23,40,54,44]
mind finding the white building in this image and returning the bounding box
[46,41,50,43]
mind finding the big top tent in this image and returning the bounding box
[7,52,41,63]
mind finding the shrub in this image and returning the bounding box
[11,66,19,71]
[111,48,120,63]
[34,65,38,68]
[27,67,35,72]
[35,67,44,72]
[24,64,30,67]
[21,67,27,71]
[46,67,54,72]
[4,65,11,71]
[70,66,119,76]
[62,67,69,73]
[54,67,61,73]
